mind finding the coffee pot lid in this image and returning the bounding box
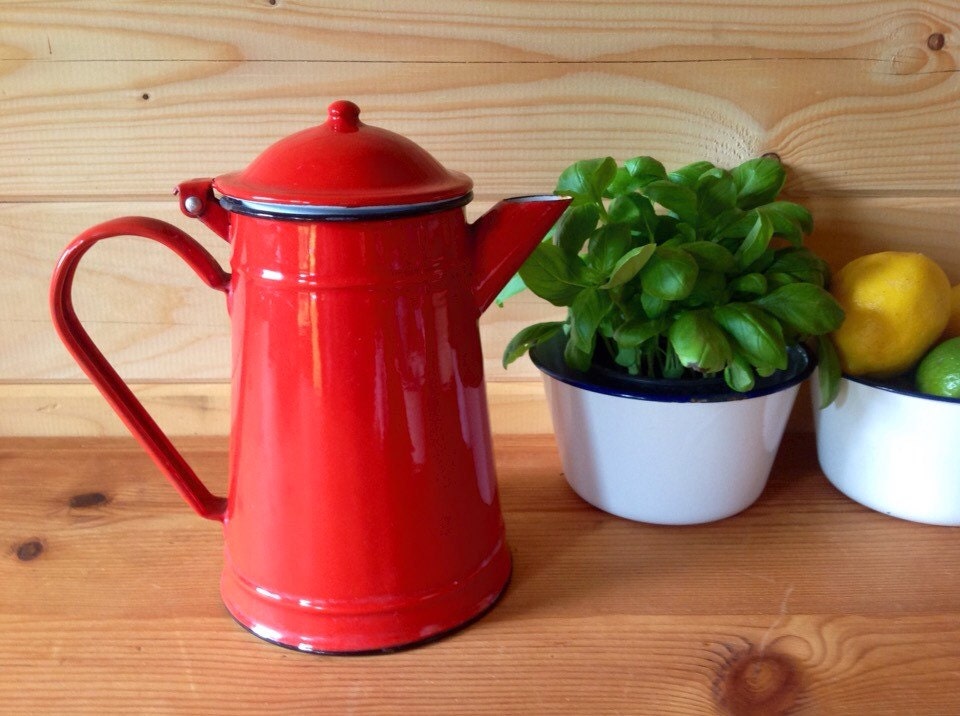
[213,100,473,213]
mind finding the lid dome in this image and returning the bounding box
[213,100,472,210]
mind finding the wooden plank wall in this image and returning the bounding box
[2,1,958,436]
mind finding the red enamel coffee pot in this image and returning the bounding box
[50,101,569,653]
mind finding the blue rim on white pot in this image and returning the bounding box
[813,372,960,526]
[530,335,814,525]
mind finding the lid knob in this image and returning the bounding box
[326,100,362,133]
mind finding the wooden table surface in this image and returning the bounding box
[2,434,958,715]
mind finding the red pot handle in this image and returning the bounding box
[50,216,230,522]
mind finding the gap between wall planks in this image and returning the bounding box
[1,0,957,436]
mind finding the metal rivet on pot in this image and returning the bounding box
[184,196,203,215]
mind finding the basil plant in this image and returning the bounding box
[501,156,845,406]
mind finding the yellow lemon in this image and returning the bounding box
[943,284,960,340]
[829,251,951,378]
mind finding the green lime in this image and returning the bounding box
[916,337,960,398]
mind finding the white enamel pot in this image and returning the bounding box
[530,337,813,525]
[813,373,960,526]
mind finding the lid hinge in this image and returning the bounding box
[176,178,231,243]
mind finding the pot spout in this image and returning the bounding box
[469,195,571,314]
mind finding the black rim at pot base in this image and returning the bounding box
[529,333,815,403]
[228,566,512,656]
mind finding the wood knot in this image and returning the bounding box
[716,647,801,716]
[927,33,946,51]
[69,492,109,509]
[14,540,44,562]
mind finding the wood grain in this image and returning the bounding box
[0,382,553,437]
[1,0,955,63]
[0,55,957,201]
[1,434,959,714]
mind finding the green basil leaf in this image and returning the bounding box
[607,194,660,242]
[554,204,600,255]
[653,215,680,245]
[745,248,777,274]
[707,207,749,242]
[756,202,810,247]
[604,157,669,197]
[639,247,700,301]
[729,273,768,296]
[713,303,788,371]
[716,208,757,240]
[731,157,786,210]
[615,198,661,242]
[724,349,756,392]
[642,180,698,224]
[587,224,632,275]
[613,316,670,348]
[614,345,639,371]
[568,288,610,355]
[764,201,813,234]
[696,168,738,218]
[816,336,842,408]
[765,272,798,290]
[502,321,566,368]
[602,243,657,289]
[519,241,599,307]
[673,223,697,244]
[662,343,686,379]
[641,292,672,319]
[555,157,618,206]
[668,161,716,188]
[607,194,641,225]
[685,270,728,307]
[493,272,527,307]
[598,311,617,338]
[754,283,845,336]
[625,156,667,185]
[766,247,831,287]
[564,335,594,372]
[735,213,774,270]
[681,241,736,273]
[604,167,640,197]
[668,310,733,375]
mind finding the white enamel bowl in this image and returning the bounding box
[813,373,960,526]
[531,340,812,525]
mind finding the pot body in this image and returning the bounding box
[532,341,810,525]
[813,373,960,526]
[220,208,511,652]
